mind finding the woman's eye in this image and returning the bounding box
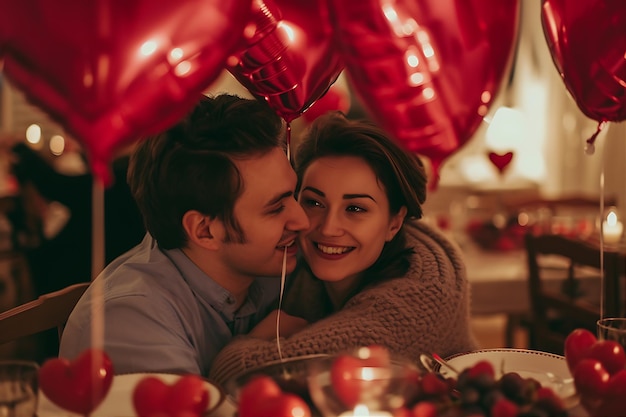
[302,198,322,208]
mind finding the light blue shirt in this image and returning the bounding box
[59,233,280,376]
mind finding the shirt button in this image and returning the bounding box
[227,296,235,305]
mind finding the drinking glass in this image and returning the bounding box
[0,361,39,417]
[597,317,626,347]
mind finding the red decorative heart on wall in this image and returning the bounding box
[0,0,251,185]
[38,348,114,415]
[488,151,514,174]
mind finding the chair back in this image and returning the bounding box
[524,233,624,354]
[0,282,89,345]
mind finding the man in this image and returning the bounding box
[59,94,310,376]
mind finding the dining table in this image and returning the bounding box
[461,242,603,314]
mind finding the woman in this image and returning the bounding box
[209,112,476,385]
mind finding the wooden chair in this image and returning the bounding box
[0,282,89,346]
[524,232,625,355]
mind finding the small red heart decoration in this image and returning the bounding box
[487,151,514,174]
[254,392,311,417]
[132,374,209,417]
[38,348,114,415]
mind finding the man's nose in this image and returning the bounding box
[287,200,310,231]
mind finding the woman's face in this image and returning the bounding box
[297,155,405,287]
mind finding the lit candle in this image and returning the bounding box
[337,404,393,417]
[603,210,623,244]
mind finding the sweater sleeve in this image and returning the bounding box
[209,220,477,386]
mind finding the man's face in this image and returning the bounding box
[218,147,309,281]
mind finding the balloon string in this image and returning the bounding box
[599,163,605,319]
[91,178,104,351]
[275,247,287,363]
[286,122,291,161]
[275,120,291,365]
[586,121,607,149]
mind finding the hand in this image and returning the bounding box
[248,310,309,340]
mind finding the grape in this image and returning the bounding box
[479,389,504,411]
[401,368,567,417]
[499,372,525,401]
[460,387,480,405]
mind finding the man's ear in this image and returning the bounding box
[386,205,408,241]
[182,210,222,250]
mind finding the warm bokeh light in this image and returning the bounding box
[169,47,184,61]
[174,61,192,77]
[140,40,158,56]
[49,134,65,156]
[25,124,41,144]
[485,106,526,151]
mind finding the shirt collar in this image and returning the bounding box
[161,247,265,321]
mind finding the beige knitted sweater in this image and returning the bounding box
[209,220,476,386]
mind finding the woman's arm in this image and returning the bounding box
[247,310,310,340]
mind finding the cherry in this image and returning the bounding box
[467,360,495,379]
[491,397,518,417]
[420,372,449,396]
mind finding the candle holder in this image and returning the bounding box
[306,347,419,417]
[601,206,623,245]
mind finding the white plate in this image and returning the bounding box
[436,349,577,405]
[38,373,224,417]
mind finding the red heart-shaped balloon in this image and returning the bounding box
[541,0,626,124]
[0,0,252,185]
[330,0,519,178]
[38,348,114,415]
[487,151,514,174]
[228,0,344,123]
[133,374,209,417]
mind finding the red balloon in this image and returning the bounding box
[330,0,519,178]
[302,83,351,123]
[0,0,251,185]
[541,0,626,123]
[228,0,344,123]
